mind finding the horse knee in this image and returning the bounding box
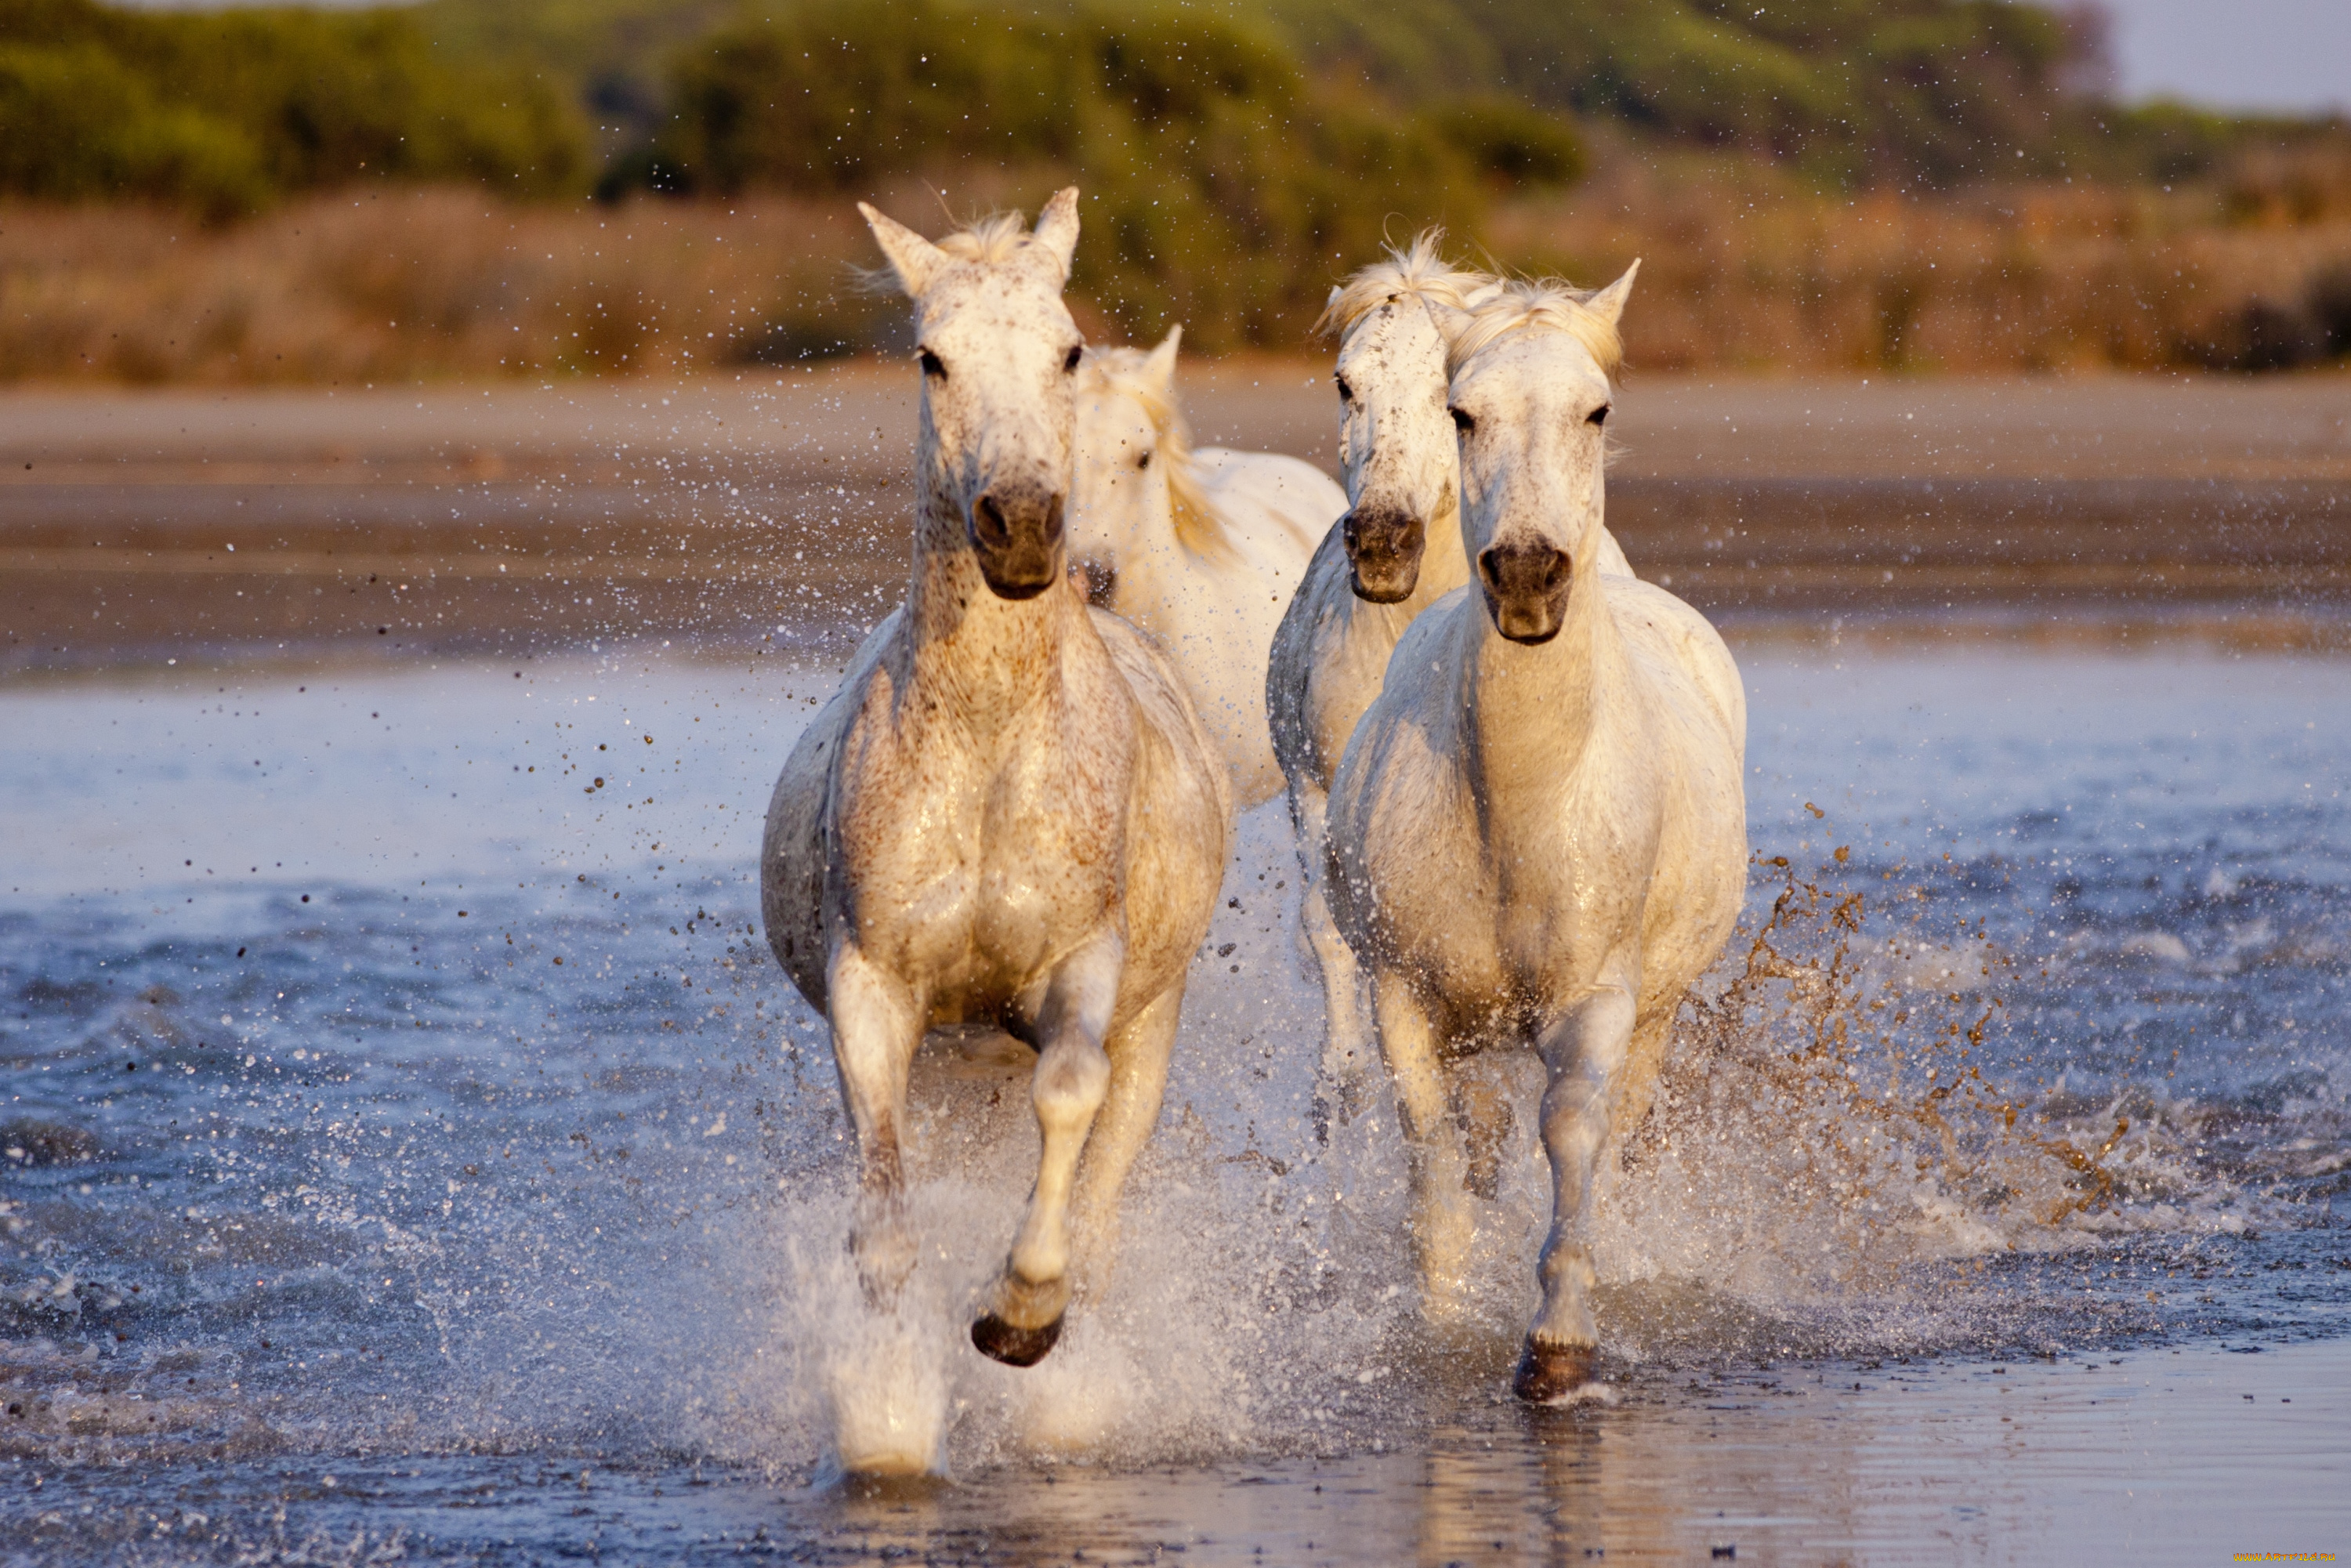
[1031,1034,1110,1132]
[1539,1074,1607,1155]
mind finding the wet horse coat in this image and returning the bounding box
[1267,237,1637,1124]
[1324,269,1748,1402]
[1067,326,1338,808]
[759,194,1230,1458]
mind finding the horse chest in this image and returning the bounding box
[1375,761,1651,1002]
[841,734,1120,991]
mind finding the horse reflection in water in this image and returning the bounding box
[759,190,1230,1471]
[1327,268,1749,1403]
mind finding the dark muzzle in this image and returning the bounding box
[1477,539,1572,643]
[1342,502,1427,604]
[969,483,1067,601]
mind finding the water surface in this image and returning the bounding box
[2,632,2345,1562]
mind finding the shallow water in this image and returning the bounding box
[2,632,2346,1562]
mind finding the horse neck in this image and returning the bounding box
[1463,531,1627,800]
[1411,494,1473,607]
[1159,447,1231,568]
[1352,494,1471,649]
[902,465,1077,731]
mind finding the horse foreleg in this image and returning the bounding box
[973,932,1121,1367]
[1373,972,1473,1319]
[1067,981,1183,1292]
[827,943,924,1307]
[1294,780,1375,1140]
[1518,976,1638,1402]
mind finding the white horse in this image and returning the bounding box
[1324,270,1748,1403]
[1067,325,1338,807]
[1267,234,1636,1130]
[759,192,1231,1432]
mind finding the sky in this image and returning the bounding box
[2096,0,2351,115]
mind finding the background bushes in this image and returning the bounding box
[1,0,2347,375]
[0,41,269,218]
[640,1,1580,348]
[0,0,585,214]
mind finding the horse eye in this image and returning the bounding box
[1063,344,1085,373]
[1588,404,1611,427]
[918,348,946,380]
[1137,450,1153,471]
[1335,375,1353,404]
[1450,407,1475,433]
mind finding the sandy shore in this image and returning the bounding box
[4,368,2347,665]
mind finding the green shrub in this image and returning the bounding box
[0,42,269,217]
[652,0,1488,347]
[1418,96,1585,188]
[0,0,588,209]
[1248,0,2103,190]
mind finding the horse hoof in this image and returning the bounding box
[1512,1338,1599,1404]
[972,1312,1063,1367]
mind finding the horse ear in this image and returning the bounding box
[1143,324,1182,387]
[859,202,949,298]
[1585,259,1641,328]
[1424,298,1474,349]
[1029,186,1081,284]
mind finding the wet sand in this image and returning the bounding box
[4,369,2348,668]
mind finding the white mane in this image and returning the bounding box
[1444,277,1626,379]
[1316,230,1487,339]
[933,210,1042,265]
[1078,346,1233,563]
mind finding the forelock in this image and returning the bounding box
[934,211,1042,266]
[1444,278,1625,381]
[1315,230,1489,340]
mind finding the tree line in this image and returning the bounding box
[3,0,2342,356]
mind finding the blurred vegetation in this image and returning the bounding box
[413,0,2351,193]
[2,0,2349,373]
[628,0,1585,347]
[0,0,585,216]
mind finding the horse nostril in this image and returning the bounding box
[974,493,1010,545]
[1043,493,1066,545]
[1544,549,1570,590]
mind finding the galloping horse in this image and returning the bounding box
[1324,269,1748,1402]
[1068,326,1339,806]
[1268,235,1637,1128]
[760,193,1230,1428]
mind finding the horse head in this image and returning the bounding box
[1321,234,1488,604]
[1067,326,1194,607]
[1436,263,1638,644]
[860,189,1085,601]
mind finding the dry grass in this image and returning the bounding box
[1494,149,2351,373]
[5,151,2350,383]
[0,188,889,383]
